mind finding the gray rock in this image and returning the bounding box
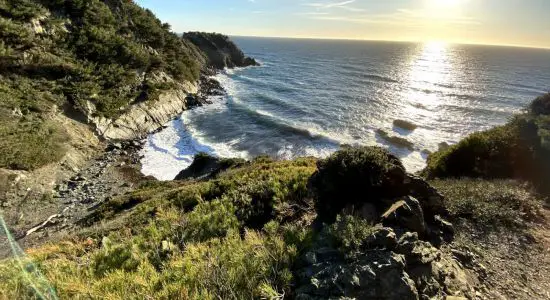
[295,250,419,300]
[382,197,427,237]
[364,227,397,250]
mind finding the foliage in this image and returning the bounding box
[310,146,407,222]
[0,117,68,170]
[424,123,527,179]
[423,93,550,194]
[430,179,542,228]
[529,93,550,115]
[326,214,375,252]
[179,199,240,243]
[0,0,204,125]
[0,0,209,170]
[165,230,295,299]
[0,158,319,298]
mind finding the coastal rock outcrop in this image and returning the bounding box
[297,146,474,299]
[90,73,226,140]
[174,153,246,181]
[183,32,260,69]
[294,229,475,300]
[92,82,198,140]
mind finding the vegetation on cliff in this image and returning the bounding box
[424,93,550,193]
[183,32,259,69]
[0,0,257,171]
[4,145,541,298]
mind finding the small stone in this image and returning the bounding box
[304,251,317,265]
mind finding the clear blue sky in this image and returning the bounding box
[135,0,550,48]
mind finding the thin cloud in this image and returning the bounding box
[303,0,365,12]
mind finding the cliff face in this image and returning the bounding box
[183,32,259,69]
[0,0,258,171]
[92,82,199,140]
[90,32,259,141]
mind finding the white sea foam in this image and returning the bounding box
[140,74,249,180]
[141,39,545,180]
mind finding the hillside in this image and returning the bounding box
[0,0,256,171]
[1,1,550,299]
[0,0,257,271]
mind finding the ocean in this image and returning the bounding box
[141,37,550,180]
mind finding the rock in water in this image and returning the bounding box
[376,129,414,150]
[174,153,246,180]
[393,119,418,131]
[174,153,223,180]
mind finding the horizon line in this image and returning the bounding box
[222,33,550,51]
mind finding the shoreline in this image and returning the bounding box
[0,70,229,257]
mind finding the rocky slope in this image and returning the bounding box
[0,0,258,262]
[184,32,260,69]
[4,145,547,299]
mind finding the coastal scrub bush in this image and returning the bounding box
[164,230,296,299]
[0,158,319,298]
[310,146,407,223]
[0,118,68,170]
[423,94,550,194]
[179,199,240,243]
[430,179,542,228]
[209,157,317,228]
[326,214,375,252]
[0,229,297,298]
[424,124,528,179]
[529,93,550,115]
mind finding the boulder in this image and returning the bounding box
[376,129,415,150]
[393,119,418,131]
[295,249,419,300]
[381,197,427,237]
[174,153,246,181]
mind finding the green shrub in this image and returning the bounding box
[424,124,528,179]
[180,199,240,243]
[0,118,68,170]
[423,94,550,195]
[326,214,375,252]
[310,146,407,223]
[93,239,141,277]
[0,0,205,122]
[430,179,542,228]
[529,93,550,115]
[0,158,318,298]
[164,230,295,299]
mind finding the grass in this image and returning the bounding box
[0,158,319,299]
[326,214,376,252]
[1,147,547,298]
[430,179,542,229]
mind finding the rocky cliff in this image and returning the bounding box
[0,0,258,172]
[183,32,260,69]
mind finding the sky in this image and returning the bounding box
[135,0,550,48]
